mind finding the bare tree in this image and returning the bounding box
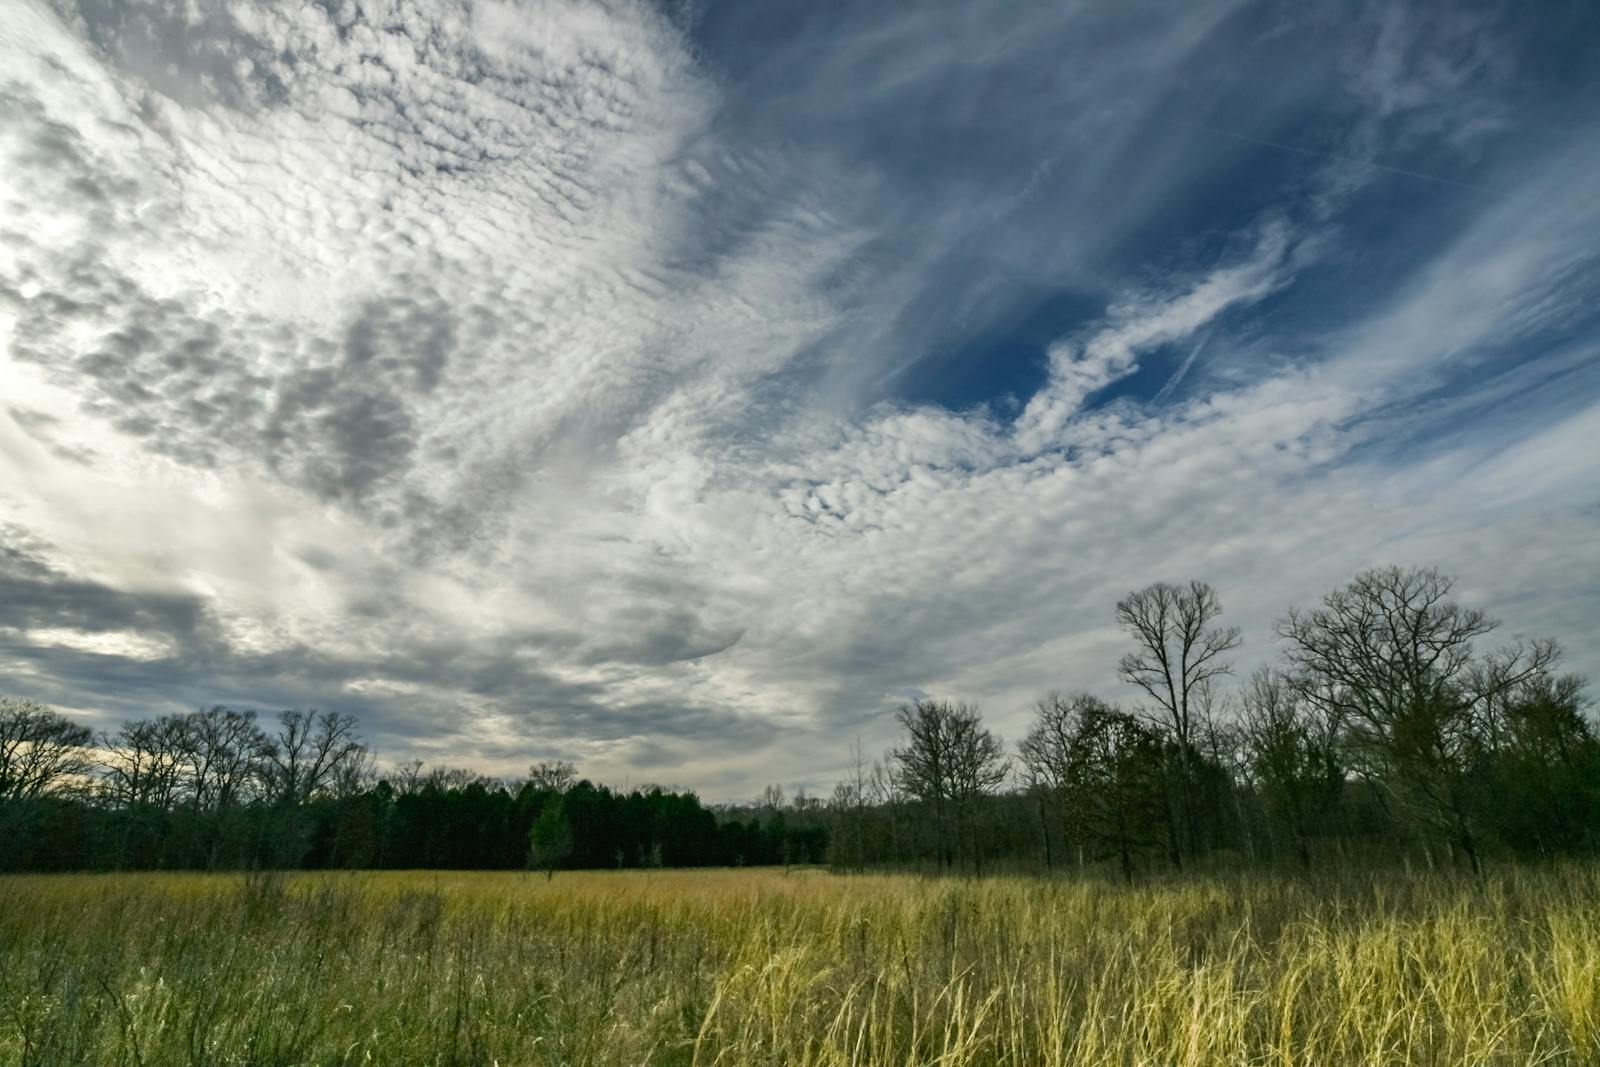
[869,752,904,865]
[1018,692,1080,799]
[1238,668,1342,866]
[424,765,495,791]
[828,740,872,871]
[1118,581,1243,741]
[326,745,377,800]
[1116,580,1241,864]
[99,715,189,811]
[892,699,1008,871]
[178,707,272,811]
[388,759,427,796]
[263,710,366,805]
[1207,713,1263,863]
[528,760,578,793]
[0,699,92,802]
[1278,565,1560,874]
[1019,692,1111,868]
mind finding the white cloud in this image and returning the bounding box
[1013,219,1296,452]
[1,0,1597,798]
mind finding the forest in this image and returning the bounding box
[2,564,1596,878]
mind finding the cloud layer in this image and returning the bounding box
[3,0,1598,798]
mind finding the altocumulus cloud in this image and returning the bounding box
[1,0,1598,798]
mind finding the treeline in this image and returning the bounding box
[826,566,1599,879]
[2,564,1595,879]
[0,708,825,873]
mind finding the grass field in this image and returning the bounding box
[2,866,1598,1066]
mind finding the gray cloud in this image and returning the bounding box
[1,0,1597,798]
[0,529,777,768]
[0,532,215,648]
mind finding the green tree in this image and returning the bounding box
[1069,702,1166,884]
[1483,672,1600,857]
[529,796,573,880]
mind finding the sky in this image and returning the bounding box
[2,0,1598,801]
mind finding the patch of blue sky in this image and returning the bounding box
[891,288,1096,414]
[682,0,1600,472]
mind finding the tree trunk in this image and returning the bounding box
[1176,742,1198,862]
[1458,827,1483,878]
[1162,775,1184,871]
[1232,784,1257,863]
[1037,795,1053,870]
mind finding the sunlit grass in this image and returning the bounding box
[2,865,1598,1065]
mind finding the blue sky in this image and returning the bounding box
[686,0,1600,417]
[1,0,1598,798]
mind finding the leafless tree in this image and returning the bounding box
[388,759,427,795]
[424,765,495,791]
[1019,692,1111,868]
[1118,581,1243,741]
[327,746,377,800]
[1238,667,1342,866]
[892,699,1008,871]
[0,698,92,801]
[528,760,578,793]
[1277,565,1561,874]
[1116,580,1241,864]
[869,751,904,865]
[1018,692,1081,798]
[179,706,272,811]
[829,740,871,871]
[1192,680,1263,861]
[99,715,189,811]
[263,710,366,805]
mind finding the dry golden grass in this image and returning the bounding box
[2,865,1598,1065]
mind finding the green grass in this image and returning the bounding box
[2,865,1598,1065]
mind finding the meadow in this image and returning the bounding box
[2,865,1598,1067]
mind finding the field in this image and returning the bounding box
[2,866,1599,1066]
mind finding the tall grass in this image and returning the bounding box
[2,865,1597,1065]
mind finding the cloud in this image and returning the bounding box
[1013,219,1296,451]
[1,0,1598,798]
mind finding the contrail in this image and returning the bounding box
[1151,332,1210,408]
[1166,118,1490,193]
